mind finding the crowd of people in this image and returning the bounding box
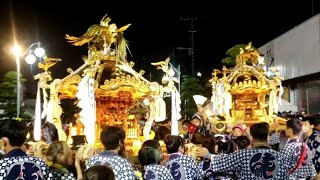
[1,114,320,179]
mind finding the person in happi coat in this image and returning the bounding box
[138,140,173,180]
[301,115,320,174]
[281,118,317,180]
[198,135,218,180]
[191,114,207,135]
[0,119,51,180]
[46,141,82,180]
[164,135,202,180]
[300,116,315,142]
[86,126,136,180]
[198,122,293,180]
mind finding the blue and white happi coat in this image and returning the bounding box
[280,138,316,179]
[86,151,136,180]
[209,147,291,180]
[164,153,202,180]
[0,148,51,180]
[143,164,173,180]
[198,159,233,180]
[307,129,320,173]
[47,166,76,180]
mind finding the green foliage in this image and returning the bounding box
[221,44,257,66]
[180,75,204,119]
[0,71,31,120]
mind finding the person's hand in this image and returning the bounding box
[74,153,83,179]
[197,147,209,158]
[74,153,81,169]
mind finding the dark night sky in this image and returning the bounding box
[0,0,319,85]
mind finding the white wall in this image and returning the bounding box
[259,14,320,80]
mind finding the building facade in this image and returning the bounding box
[259,14,320,114]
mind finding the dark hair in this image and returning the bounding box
[155,126,171,141]
[191,132,205,145]
[0,120,27,147]
[301,116,314,123]
[138,140,161,166]
[217,140,237,154]
[83,165,115,180]
[311,114,320,126]
[202,135,217,154]
[164,135,184,154]
[182,120,191,126]
[233,136,250,149]
[250,122,269,141]
[286,118,302,135]
[100,126,125,150]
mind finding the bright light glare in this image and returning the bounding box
[168,68,175,77]
[34,47,45,57]
[25,54,36,64]
[12,45,22,56]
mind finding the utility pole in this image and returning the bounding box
[180,17,197,75]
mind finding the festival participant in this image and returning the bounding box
[302,115,320,173]
[164,135,202,180]
[0,119,51,179]
[86,126,136,180]
[300,116,315,142]
[231,125,245,138]
[198,135,217,180]
[191,114,207,135]
[138,140,173,180]
[281,118,316,179]
[198,122,292,179]
[46,141,82,180]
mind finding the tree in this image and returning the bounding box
[221,44,258,66]
[180,75,204,119]
[0,71,30,120]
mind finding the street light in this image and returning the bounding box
[24,42,46,64]
[25,53,37,64]
[12,45,22,119]
[11,42,46,119]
